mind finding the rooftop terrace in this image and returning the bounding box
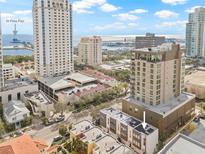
[101,108,156,135]
[125,92,195,117]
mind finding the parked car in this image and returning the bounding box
[53,136,63,142]
[200,114,205,119]
[194,117,200,122]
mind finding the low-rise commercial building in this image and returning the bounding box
[0,78,38,105]
[100,108,158,154]
[185,70,205,99]
[4,100,30,128]
[70,120,135,154]
[158,134,205,154]
[123,93,195,138]
[24,91,54,117]
[38,72,111,104]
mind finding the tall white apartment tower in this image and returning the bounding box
[0,14,4,90]
[186,7,205,57]
[33,0,73,77]
[78,36,102,67]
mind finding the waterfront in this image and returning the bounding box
[3,49,33,56]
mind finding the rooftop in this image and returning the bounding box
[67,73,97,84]
[125,92,195,117]
[101,108,156,135]
[38,73,97,91]
[4,100,30,118]
[111,145,135,154]
[158,134,205,154]
[94,135,120,154]
[0,134,48,154]
[185,70,205,88]
[134,43,179,53]
[24,91,52,105]
[71,120,93,136]
[1,78,37,92]
[81,127,105,143]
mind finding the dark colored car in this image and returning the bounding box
[200,114,205,119]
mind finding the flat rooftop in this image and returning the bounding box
[101,108,157,135]
[134,43,175,53]
[125,92,195,117]
[185,70,205,88]
[81,127,105,143]
[70,120,93,136]
[38,73,97,91]
[67,73,96,84]
[94,135,120,154]
[24,91,52,105]
[111,145,135,154]
[1,78,37,92]
[158,134,205,154]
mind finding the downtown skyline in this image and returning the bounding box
[0,0,204,39]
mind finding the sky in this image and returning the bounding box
[0,0,205,39]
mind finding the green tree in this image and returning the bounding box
[59,125,67,136]
[0,119,5,136]
[54,101,66,115]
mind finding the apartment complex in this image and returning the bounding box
[131,43,185,105]
[3,64,15,80]
[100,108,158,154]
[33,0,73,77]
[135,33,165,49]
[186,7,205,57]
[70,120,135,154]
[78,36,102,66]
[0,15,4,90]
[123,44,195,138]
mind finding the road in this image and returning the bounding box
[26,111,92,145]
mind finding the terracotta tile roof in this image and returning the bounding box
[0,134,48,154]
[46,145,60,154]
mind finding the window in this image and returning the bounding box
[8,94,12,101]
[17,93,21,100]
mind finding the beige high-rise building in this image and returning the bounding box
[78,36,102,66]
[33,0,73,77]
[0,15,4,90]
[131,43,185,105]
[123,44,195,138]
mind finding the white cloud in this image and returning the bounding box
[161,0,187,5]
[73,0,120,14]
[1,13,14,18]
[73,0,106,14]
[113,13,138,21]
[0,0,7,3]
[129,9,148,14]
[128,23,138,27]
[186,6,205,13]
[155,10,178,19]
[156,20,187,27]
[13,10,32,15]
[100,3,120,12]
